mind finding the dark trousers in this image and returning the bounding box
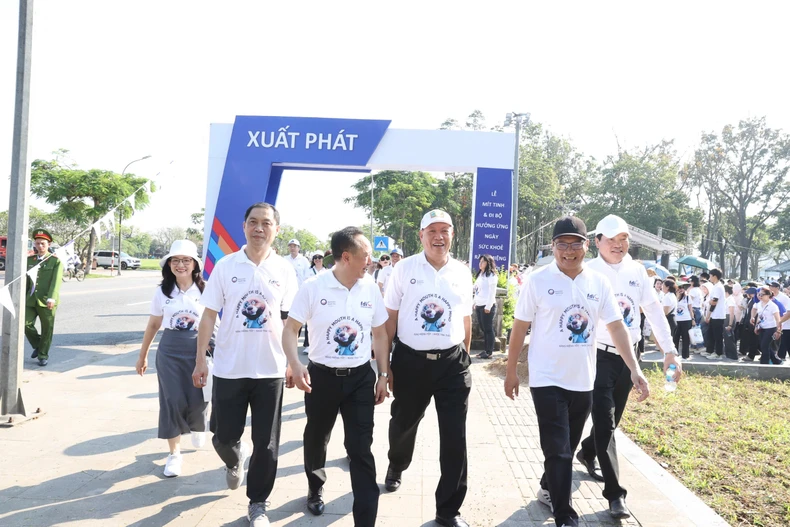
[303,324,310,347]
[532,386,593,527]
[674,320,692,359]
[475,304,497,353]
[692,308,703,348]
[579,350,632,503]
[210,376,283,503]
[758,329,783,364]
[304,362,379,526]
[388,342,472,519]
[724,327,739,360]
[706,318,725,356]
[778,329,790,360]
[665,314,676,336]
[637,313,646,358]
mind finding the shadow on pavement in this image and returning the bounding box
[77,369,142,380]
[64,427,158,456]
[128,392,158,399]
[0,454,227,526]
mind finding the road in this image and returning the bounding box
[0,270,162,381]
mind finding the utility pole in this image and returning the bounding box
[1,0,34,421]
[116,156,151,276]
[504,112,530,266]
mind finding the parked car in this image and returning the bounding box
[92,250,141,270]
[0,236,34,270]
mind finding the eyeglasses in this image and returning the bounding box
[554,242,585,251]
[313,255,323,260]
[379,257,390,261]
[170,258,193,266]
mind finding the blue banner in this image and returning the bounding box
[470,168,513,272]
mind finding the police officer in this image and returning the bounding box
[283,226,390,526]
[26,229,64,367]
[576,215,680,519]
[505,216,650,527]
[192,202,298,527]
[383,209,473,527]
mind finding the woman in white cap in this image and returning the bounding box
[135,240,211,477]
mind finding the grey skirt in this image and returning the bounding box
[155,329,208,439]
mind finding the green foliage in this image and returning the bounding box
[498,269,515,332]
[272,225,325,256]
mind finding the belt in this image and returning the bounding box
[308,360,370,377]
[397,341,462,361]
[597,342,638,354]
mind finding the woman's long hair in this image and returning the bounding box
[475,254,497,279]
[161,257,205,298]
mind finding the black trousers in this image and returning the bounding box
[758,329,783,364]
[706,318,725,356]
[532,386,593,527]
[637,313,646,358]
[665,313,676,336]
[388,342,472,519]
[778,329,790,360]
[304,362,379,526]
[674,320,692,359]
[303,324,310,347]
[579,350,632,503]
[210,376,283,504]
[475,304,497,353]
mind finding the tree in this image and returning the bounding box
[30,150,155,274]
[151,227,187,256]
[686,117,790,279]
[186,208,205,243]
[271,225,324,256]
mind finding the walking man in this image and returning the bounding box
[575,215,680,518]
[702,268,726,359]
[504,216,650,527]
[769,281,790,361]
[192,202,298,527]
[283,226,390,526]
[377,247,403,296]
[384,209,473,527]
[26,229,64,367]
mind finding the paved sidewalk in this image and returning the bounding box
[0,343,729,526]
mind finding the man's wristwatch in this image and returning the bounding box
[378,372,389,378]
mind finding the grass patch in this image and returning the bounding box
[140,259,160,270]
[620,367,790,526]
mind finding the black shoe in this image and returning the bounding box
[38,358,48,367]
[575,450,604,482]
[306,489,324,516]
[609,497,631,519]
[475,352,492,359]
[384,466,402,492]
[435,515,469,527]
[31,349,38,359]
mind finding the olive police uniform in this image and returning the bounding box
[25,229,64,363]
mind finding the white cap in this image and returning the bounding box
[287,239,300,246]
[160,240,202,270]
[595,214,629,239]
[420,209,454,230]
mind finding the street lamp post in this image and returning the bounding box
[117,155,151,276]
[370,172,375,244]
[503,112,530,266]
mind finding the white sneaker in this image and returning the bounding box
[536,486,553,513]
[226,442,251,490]
[163,452,182,477]
[191,431,206,449]
[705,353,722,360]
[248,502,270,526]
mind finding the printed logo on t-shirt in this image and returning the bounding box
[360,301,373,309]
[558,305,594,344]
[548,289,563,296]
[676,304,686,317]
[616,293,635,327]
[235,292,269,330]
[325,316,365,356]
[629,280,640,288]
[231,276,247,284]
[171,310,199,331]
[414,295,452,333]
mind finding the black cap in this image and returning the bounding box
[769,281,781,288]
[552,216,587,241]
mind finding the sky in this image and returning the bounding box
[2,1,790,242]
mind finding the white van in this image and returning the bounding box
[93,250,141,270]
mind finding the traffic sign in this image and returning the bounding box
[374,236,389,252]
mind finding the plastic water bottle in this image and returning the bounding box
[664,364,677,392]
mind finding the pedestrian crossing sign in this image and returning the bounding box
[374,236,389,252]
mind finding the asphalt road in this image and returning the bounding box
[0,270,162,380]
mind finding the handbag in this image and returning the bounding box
[689,326,704,345]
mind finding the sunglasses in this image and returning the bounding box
[313,255,323,260]
[379,257,390,261]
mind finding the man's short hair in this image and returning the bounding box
[244,202,280,224]
[331,227,365,261]
[709,268,723,280]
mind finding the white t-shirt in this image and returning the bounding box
[724,296,737,323]
[755,301,779,330]
[515,261,622,392]
[587,255,662,349]
[675,295,692,322]
[688,287,702,309]
[662,292,677,316]
[708,282,727,320]
[307,266,328,278]
[286,253,311,286]
[384,252,473,350]
[473,272,499,310]
[775,292,790,331]
[202,246,298,379]
[376,265,393,293]
[289,270,388,368]
[150,283,204,331]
